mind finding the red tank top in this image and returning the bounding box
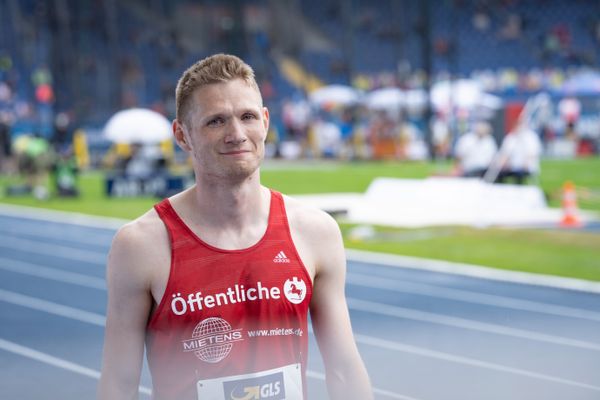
[147,190,312,400]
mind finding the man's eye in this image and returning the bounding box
[207,117,224,126]
[242,113,257,120]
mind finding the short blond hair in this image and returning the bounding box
[175,53,260,125]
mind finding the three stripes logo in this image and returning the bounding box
[273,251,290,263]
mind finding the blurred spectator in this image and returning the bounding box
[0,81,12,103]
[124,142,165,180]
[0,111,13,173]
[311,115,342,158]
[558,96,581,140]
[431,113,451,160]
[472,9,491,32]
[338,108,356,159]
[51,112,72,149]
[498,14,523,40]
[12,134,54,199]
[496,119,542,185]
[454,121,498,178]
[52,147,79,197]
[282,98,311,156]
[398,119,428,161]
[369,111,398,160]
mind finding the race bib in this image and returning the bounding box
[196,363,303,400]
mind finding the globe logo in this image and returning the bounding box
[187,317,243,363]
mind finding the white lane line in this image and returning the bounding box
[346,249,600,294]
[0,337,408,400]
[0,289,106,326]
[348,298,600,351]
[0,289,408,399]
[0,257,106,290]
[2,203,599,294]
[0,337,152,397]
[347,272,600,323]
[0,236,106,265]
[13,258,594,352]
[306,370,418,400]
[354,333,600,392]
[3,258,596,354]
[0,203,128,230]
[0,223,113,248]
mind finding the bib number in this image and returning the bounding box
[196,363,303,400]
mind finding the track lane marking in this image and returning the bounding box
[347,272,600,322]
[0,236,106,264]
[0,289,106,326]
[0,223,113,248]
[0,289,407,399]
[1,288,595,394]
[0,337,152,396]
[306,371,420,400]
[2,205,600,293]
[346,249,600,294]
[354,333,600,392]
[2,258,597,352]
[0,204,127,230]
[348,298,600,351]
[0,257,106,289]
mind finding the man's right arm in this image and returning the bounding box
[97,221,155,399]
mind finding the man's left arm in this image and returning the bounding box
[308,212,373,400]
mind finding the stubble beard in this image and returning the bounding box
[198,151,264,185]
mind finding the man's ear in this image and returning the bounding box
[173,119,192,152]
[262,106,270,133]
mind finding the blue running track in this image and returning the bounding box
[0,207,599,400]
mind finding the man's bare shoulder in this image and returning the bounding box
[281,194,341,238]
[113,208,166,250]
[108,207,169,283]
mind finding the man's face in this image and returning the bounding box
[178,79,269,182]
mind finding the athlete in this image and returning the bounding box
[97,54,373,400]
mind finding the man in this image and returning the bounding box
[496,117,542,185]
[454,121,497,178]
[98,54,373,400]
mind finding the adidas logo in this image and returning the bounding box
[273,250,290,263]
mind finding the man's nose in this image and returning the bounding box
[225,118,247,144]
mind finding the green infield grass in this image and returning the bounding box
[1,157,599,281]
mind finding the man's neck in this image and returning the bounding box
[181,170,270,242]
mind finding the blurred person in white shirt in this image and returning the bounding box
[497,118,542,185]
[454,121,498,178]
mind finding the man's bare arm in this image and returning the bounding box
[299,208,373,399]
[97,220,157,399]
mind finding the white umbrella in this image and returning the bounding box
[364,87,404,111]
[104,108,172,144]
[309,85,362,107]
[431,79,484,111]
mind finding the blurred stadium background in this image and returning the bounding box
[0,0,599,274]
[1,1,600,399]
[0,0,599,163]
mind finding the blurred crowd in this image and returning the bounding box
[0,0,599,198]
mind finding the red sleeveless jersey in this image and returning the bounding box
[147,190,312,400]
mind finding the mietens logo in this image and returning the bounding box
[283,277,306,304]
[182,317,243,363]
